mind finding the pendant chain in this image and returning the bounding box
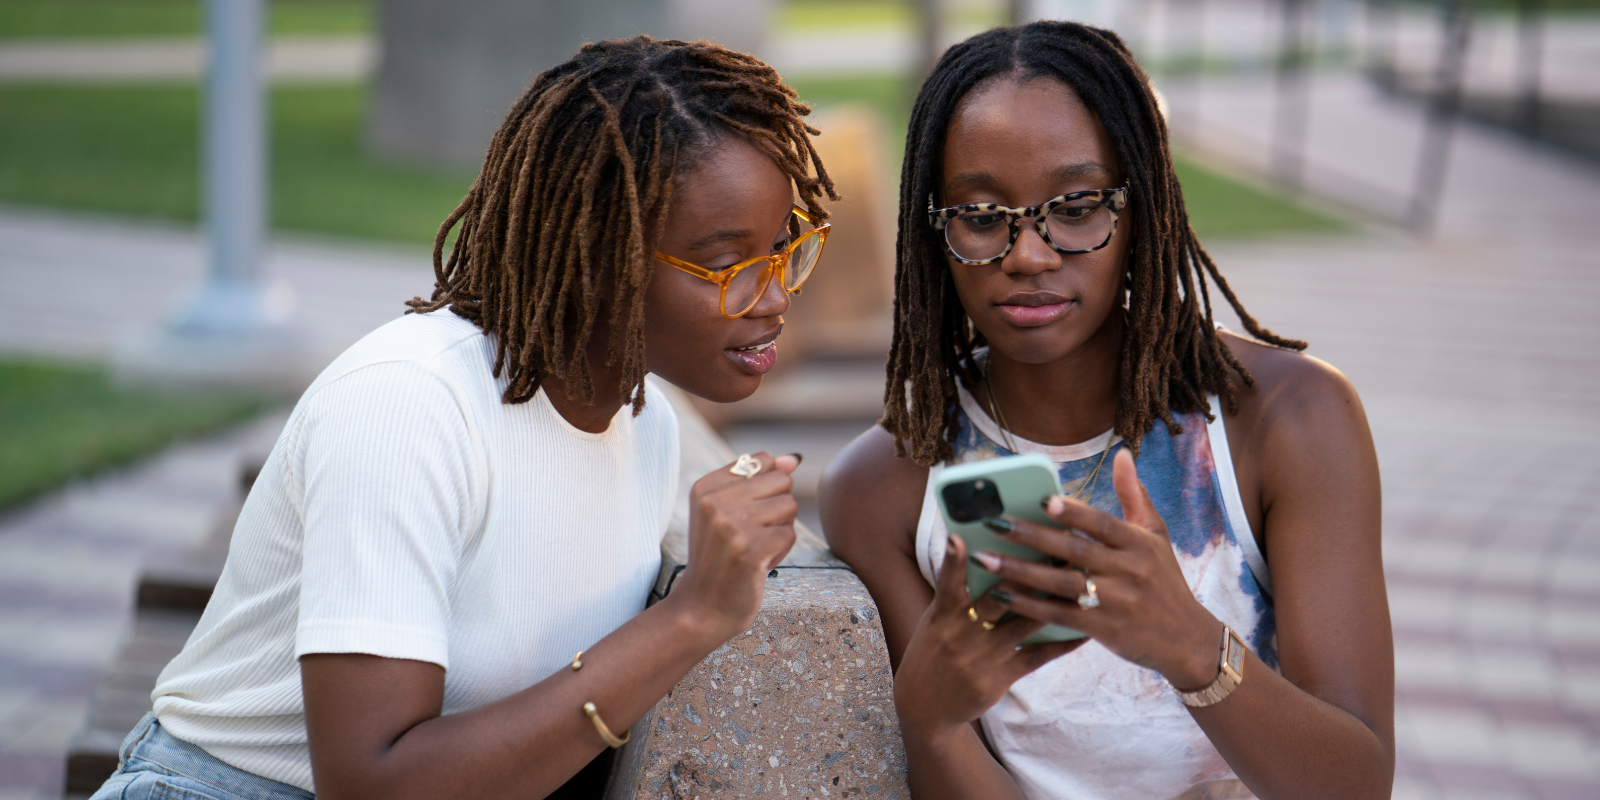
[983,355,1116,502]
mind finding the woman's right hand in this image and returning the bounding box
[893,533,1083,742]
[672,452,801,639]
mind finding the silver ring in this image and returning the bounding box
[730,454,762,479]
[1076,577,1100,610]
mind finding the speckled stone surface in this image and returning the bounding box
[611,568,908,800]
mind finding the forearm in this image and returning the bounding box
[318,592,725,800]
[1190,649,1393,800]
[901,722,1027,800]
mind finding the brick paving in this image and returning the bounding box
[1176,68,1600,797]
[0,414,285,800]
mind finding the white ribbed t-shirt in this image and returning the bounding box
[151,311,680,792]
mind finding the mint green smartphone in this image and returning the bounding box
[935,453,1087,643]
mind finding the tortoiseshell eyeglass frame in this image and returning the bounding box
[926,185,1129,266]
[655,206,831,319]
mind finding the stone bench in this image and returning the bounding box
[607,387,907,799]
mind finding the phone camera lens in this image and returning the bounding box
[941,478,1005,523]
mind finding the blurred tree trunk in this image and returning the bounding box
[914,0,940,78]
[367,0,774,167]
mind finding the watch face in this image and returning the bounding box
[1226,632,1246,676]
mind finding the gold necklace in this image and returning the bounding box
[983,356,1116,502]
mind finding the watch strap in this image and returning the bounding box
[1173,625,1246,708]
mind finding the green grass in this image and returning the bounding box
[0,84,199,220]
[1174,158,1347,237]
[0,84,473,245]
[0,0,371,39]
[269,86,472,243]
[782,1,912,31]
[781,0,1006,31]
[0,357,268,510]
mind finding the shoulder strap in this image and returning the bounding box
[915,463,946,587]
[1206,394,1272,597]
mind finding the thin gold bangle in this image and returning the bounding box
[583,702,630,749]
[570,651,583,671]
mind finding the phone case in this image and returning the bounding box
[935,453,1087,643]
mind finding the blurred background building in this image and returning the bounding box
[1,1,1598,798]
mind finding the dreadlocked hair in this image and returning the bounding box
[883,21,1305,466]
[407,35,835,411]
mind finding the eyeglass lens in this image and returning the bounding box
[723,227,826,316]
[946,198,1112,261]
[725,261,777,317]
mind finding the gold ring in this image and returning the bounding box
[967,607,996,630]
[730,454,762,479]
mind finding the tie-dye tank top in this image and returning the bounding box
[914,383,1274,800]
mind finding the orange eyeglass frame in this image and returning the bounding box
[654,206,831,319]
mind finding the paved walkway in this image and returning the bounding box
[1212,236,1600,799]
[0,208,433,367]
[1167,67,1600,798]
[0,414,286,800]
[0,36,373,83]
[2,66,1599,800]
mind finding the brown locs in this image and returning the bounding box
[882,21,1306,466]
[407,36,836,411]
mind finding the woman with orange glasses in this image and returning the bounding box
[90,36,834,800]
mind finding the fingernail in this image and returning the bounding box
[988,589,1012,604]
[982,517,1013,534]
[786,452,804,466]
[969,551,1002,572]
[1046,496,1066,515]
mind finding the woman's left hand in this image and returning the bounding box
[970,448,1225,690]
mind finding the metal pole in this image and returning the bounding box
[1272,0,1311,189]
[1174,0,1208,137]
[1407,0,1469,232]
[115,0,302,390]
[1006,0,1028,26]
[1516,0,1545,134]
[208,0,263,290]
[1366,0,1398,90]
[171,0,274,338]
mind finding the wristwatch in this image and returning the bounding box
[1172,625,1247,708]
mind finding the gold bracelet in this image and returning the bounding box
[570,651,583,671]
[582,702,630,749]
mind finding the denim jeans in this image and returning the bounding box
[89,714,314,800]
